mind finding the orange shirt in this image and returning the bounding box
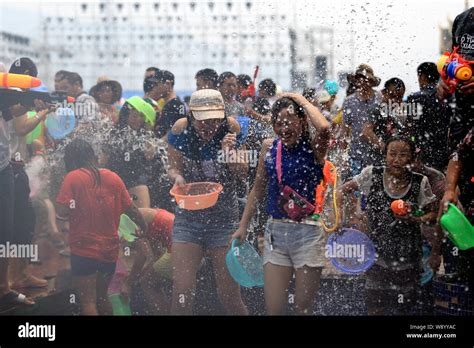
[57,168,132,262]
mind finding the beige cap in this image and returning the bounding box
[189,89,225,121]
[347,64,381,87]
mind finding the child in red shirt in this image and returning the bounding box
[56,138,147,315]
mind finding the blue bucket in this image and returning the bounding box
[324,80,339,96]
[226,239,264,288]
[45,107,76,139]
[326,228,376,274]
[236,116,250,141]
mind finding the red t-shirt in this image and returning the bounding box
[57,168,132,262]
[147,208,174,254]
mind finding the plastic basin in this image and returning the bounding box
[326,228,376,273]
[170,182,223,211]
[118,214,138,242]
[440,203,474,250]
[225,239,264,288]
[45,107,75,139]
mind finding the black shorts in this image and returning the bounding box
[70,254,117,277]
[0,164,14,244]
[12,162,35,245]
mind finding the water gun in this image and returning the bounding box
[0,89,75,108]
[313,160,338,232]
[390,199,424,217]
[241,65,259,98]
[0,73,42,89]
[437,46,474,94]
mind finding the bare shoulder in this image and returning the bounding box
[170,118,188,135]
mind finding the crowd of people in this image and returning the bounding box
[0,7,472,316]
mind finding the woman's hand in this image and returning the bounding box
[230,226,247,246]
[174,174,186,188]
[279,92,312,107]
[438,189,458,221]
[221,133,237,151]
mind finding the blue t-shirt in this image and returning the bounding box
[264,139,323,219]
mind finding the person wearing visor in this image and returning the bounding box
[103,96,157,208]
[167,89,248,315]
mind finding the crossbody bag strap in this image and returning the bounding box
[276,140,283,184]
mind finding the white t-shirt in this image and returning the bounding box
[8,121,28,162]
[353,165,436,208]
[0,117,10,171]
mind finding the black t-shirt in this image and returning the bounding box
[453,127,474,224]
[252,97,271,115]
[453,7,474,60]
[449,8,474,149]
[407,85,451,170]
[155,97,186,137]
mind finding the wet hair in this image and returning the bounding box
[57,71,83,88]
[417,62,440,84]
[9,57,38,77]
[384,136,416,158]
[217,71,237,87]
[346,80,357,96]
[144,71,174,92]
[259,79,277,97]
[271,97,310,142]
[54,70,69,81]
[195,68,219,88]
[145,67,160,76]
[143,75,159,93]
[237,74,252,88]
[383,77,405,92]
[302,87,317,102]
[155,70,175,87]
[64,138,101,186]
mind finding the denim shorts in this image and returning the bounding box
[172,215,238,249]
[263,219,327,269]
[70,254,116,277]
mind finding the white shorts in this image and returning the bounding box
[263,219,327,269]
